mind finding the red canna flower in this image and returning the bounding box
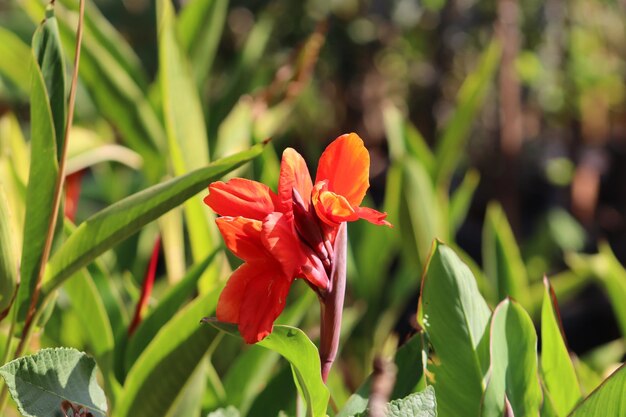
[204,132,390,344]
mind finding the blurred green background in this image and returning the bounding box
[1,0,625,413]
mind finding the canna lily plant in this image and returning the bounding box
[204,132,391,381]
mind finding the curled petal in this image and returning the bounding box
[312,182,359,225]
[315,133,370,207]
[215,217,266,261]
[356,206,392,227]
[279,148,313,212]
[262,212,304,277]
[204,178,281,220]
[239,267,292,343]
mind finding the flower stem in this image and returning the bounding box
[319,222,347,383]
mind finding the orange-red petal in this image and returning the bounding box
[356,206,392,227]
[216,262,256,324]
[279,148,313,212]
[238,267,292,343]
[215,217,266,262]
[261,212,304,277]
[312,182,359,225]
[315,133,370,207]
[204,178,281,220]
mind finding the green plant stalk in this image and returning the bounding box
[14,0,85,360]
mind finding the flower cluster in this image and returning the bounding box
[204,133,390,343]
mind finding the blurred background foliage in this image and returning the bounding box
[1,0,626,415]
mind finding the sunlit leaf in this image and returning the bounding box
[540,277,582,416]
[418,241,491,417]
[481,299,541,417]
[569,364,626,417]
[207,321,330,417]
[352,386,437,417]
[0,348,107,417]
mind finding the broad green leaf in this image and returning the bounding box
[0,185,18,315]
[221,292,316,414]
[352,386,437,417]
[418,241,491,417]
[0,347,107,417]
[15,34,60,326]
[0,27,31,93]
[482,202,528,304]
[540,278,582,416]
[115,290,222,417]
[449,169,479,232]
[64,267,119,405]
[481,299,541,417]
[178,0,229,89]
[124,250,219,370]
[32,6,66,159]
[208,321,330,417]
[41,145,263,299]
[434,40,501,186]
[569,364,626,417]
[338,332,427,417]
[573,358,603,397]
[157,0,216,268]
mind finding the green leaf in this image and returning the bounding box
[482,202,528,304]
[124,250,219,370]
[0,185,18,314]
[540,277,582,416]
[157,0,217,271]
[178,0,229,89]
[449,169,479,232]
[0,27,32,93]
[114,290,222,417]
[15,33,60,327]
[418,241,491,417]
[32,6,66,159]
[386,387,437,417]
[0,347,107,417]
[41,144,263,299]
[353,386,437,417]
[207,321,330,417]
[569,364,626,417]
[434,40,501,186]
[481,299,542,417]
